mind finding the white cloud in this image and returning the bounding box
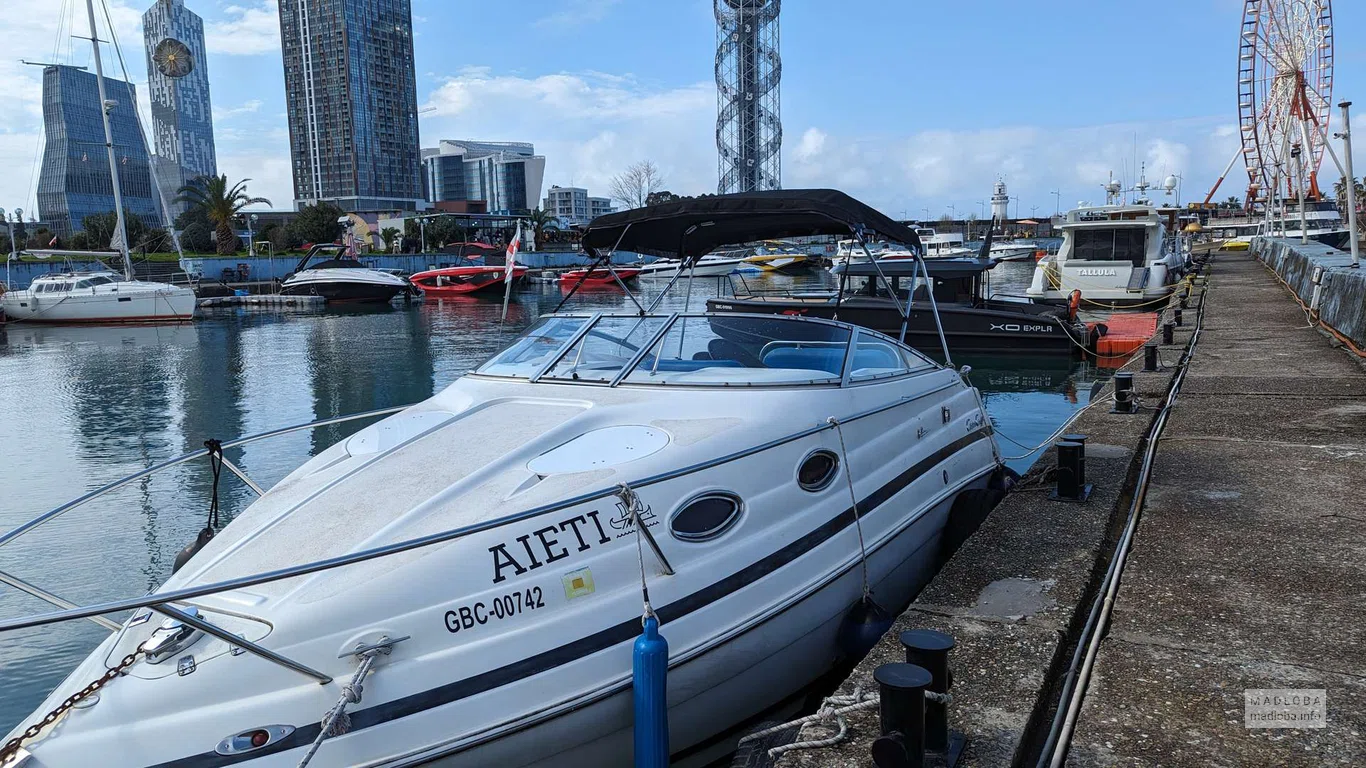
[213,99,264,122]
[421,69,715,202]
[205,1,280,56]
[536,0,622,29]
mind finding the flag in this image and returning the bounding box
[500,222,521,321]
[504,223,522,284]
[48,235,57,247]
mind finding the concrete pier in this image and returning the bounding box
[773,252,1366,767]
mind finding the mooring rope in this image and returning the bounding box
[617,484,658,623]
[737,686,954,760]
[827,418,871,600]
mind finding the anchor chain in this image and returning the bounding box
[0,641,147,763]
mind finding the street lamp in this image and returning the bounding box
[1051,190,1061,216]
[419,217,428,254]
[248,213,258,258]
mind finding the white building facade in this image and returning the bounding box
[422,140,546,215]
[143,0,217,219]
[543,185,615,227]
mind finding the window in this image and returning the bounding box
[848,333,913,382]
[624,316,851,386]
[1071,227,1147,266]
[541,316,670,383]
[475,316,588,378]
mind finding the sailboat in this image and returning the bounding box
[0,0,196,324]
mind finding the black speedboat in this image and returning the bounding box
[279,244,410,303]
[707,256,1097,355]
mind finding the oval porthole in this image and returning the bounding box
[798,450,840,492]
[670,493,743,542]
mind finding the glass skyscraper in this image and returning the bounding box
[36,65,163,239]
[143,0,217,220]
[278,0,423,212]
[422,140,546,216]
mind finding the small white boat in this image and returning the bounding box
[1026,204,1188,309]
[636,253,749,278]
[912,227,974,259]
[3,190,1002,768]
[987,240,1041,262]
[0,268,195,323]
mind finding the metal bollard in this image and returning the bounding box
[900,630,954,753]
[1113,372,1136,414]
[1174,308,1183,327]
[871,663,933,768]
[1063,433,1087,487]
[1144,343,1159,372]
[1162,322,1175,345]
[1053,440,1091,501]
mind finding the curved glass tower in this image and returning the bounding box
[715,0,781,194]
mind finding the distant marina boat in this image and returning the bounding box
[409,262,528,296]
[280,244,411,303]
[0,262,196,323]
[1026,203,1188,309]
[558,266,640,286]
[636,252,749,277]
[987,240,1042,261]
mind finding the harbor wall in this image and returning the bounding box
[2,251,648,289]
[1251,236,1366,351]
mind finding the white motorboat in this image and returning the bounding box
[987,240,1041,262]
[2,190,1002,768]
[0,267,195,323]
[280,245,411,303]
[636,252,749,278]
[1025,204,1188,309]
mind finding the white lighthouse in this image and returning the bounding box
[991,178,1009,222]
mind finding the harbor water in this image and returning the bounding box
[0,261,1103,733]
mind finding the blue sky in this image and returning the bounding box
[2,0,1362,219]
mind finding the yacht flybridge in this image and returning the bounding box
[1025,204,1188,309]
[0,190,1002,768]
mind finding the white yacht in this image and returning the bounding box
[1,265,196,323]
[280,245,410,303]
[987,240,1041,262]
[2,191,1003,768]
[1270,199,1353,250]
[636,252,750,278]
[905,228,973,259]
[1025,204,1187,309]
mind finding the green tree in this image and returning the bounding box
[645,190,683,206]
[27,227,54,250]
[288,201,345,245]
[1221,195,1242,210]
[1334,176,1365,236]
[81,211,148,251]
[379,226,401,253]
[173,175,271,255]
[526,208,559,246]
[68,232,89,250]
[179,222,214,253]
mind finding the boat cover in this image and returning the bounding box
[581,189,923,261]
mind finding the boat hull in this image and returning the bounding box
[638,259,746,278]
[0,284,196,323]
[411,267,528,296]
[279,280,405,303]
[558,268,641,286]
[705,296,1088,354]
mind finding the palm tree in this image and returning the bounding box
[527,207,559,247]
[174,175,270,255]
[379,226,401,253]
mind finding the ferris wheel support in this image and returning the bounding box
[1202,147,1247,207]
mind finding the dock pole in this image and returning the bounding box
[1339,102,1361,268]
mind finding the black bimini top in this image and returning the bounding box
[581,189,923,261]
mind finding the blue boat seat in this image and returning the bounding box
[760,345,901,375]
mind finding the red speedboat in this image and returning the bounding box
[410,264,529,296]
[558,267,641,286]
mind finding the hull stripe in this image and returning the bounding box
[152,429,994,767]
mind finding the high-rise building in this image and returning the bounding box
[715,0,782,194]
[277,0,423,212]
[143,0,216,220]
[542,185,615,227]
[36,65,163,239]
[422,140,546,215]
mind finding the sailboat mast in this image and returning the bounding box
[82,0,133,280]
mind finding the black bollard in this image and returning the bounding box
[1144,343,1159,372]
[1162,322,1175,345]
[1174,308,1183,327]
[1054,441,1090,501]
[900,630,955,753]
[1113,372,1136,414]
[872,663,933,768]
[1063,434,1087,488]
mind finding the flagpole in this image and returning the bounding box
[500,221,520,322]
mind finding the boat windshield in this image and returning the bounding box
[475,314,933,387]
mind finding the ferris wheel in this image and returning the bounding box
[1237,0,1334,203]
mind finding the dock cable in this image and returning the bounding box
[827,418,871,600]
[1036,269,1208,768]
[995,392,1115,462]
[737,685,955,761]
[204,439,224,530]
